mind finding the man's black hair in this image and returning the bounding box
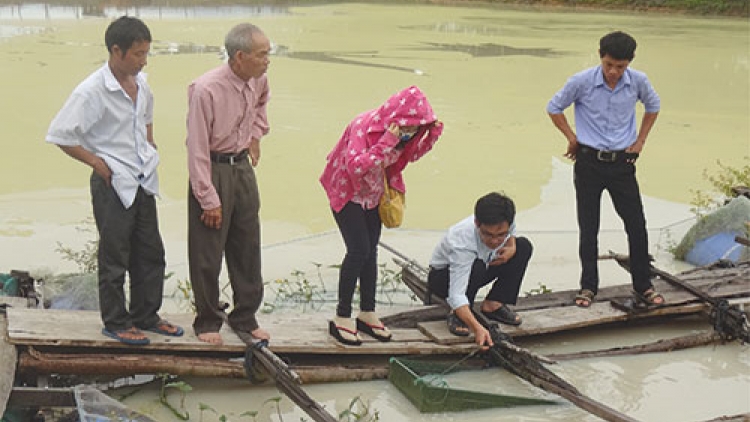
[105,16,151,56]
[599,31,636,61]
[474,192,515,226]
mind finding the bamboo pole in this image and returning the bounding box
[545,331,723,361]
[235,332,338,422]
[16,348,390,384]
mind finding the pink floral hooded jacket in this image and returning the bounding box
[320,85,443,213]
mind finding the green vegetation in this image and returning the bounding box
[487,0,748,15]
[153,374,380,422]
[524,282,552,296]
[55,217,98,274]
[690,158,750,216]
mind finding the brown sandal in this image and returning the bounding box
[635,289,665,307]
[575,289,595,308]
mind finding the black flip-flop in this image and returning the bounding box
[447,313,470,337]
[356,318,392,342]
[328,320,362,346]
[481,304,522,326]
[611,290,666,314]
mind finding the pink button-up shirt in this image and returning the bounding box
[320,85,443,213]
[186,64,270,210]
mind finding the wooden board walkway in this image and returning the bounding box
[6,261,749,353]
[2,260,748,384]
[5,308,474,356]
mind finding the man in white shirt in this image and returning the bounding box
[428,192,532,347]
[46,16,182,345]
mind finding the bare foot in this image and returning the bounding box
[197,332,223,345]
[251,327,270,341]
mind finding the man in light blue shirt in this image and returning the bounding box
[428,192,533,347]
[547,31,664,309]
[47,16,182,345]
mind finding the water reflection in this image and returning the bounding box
[418,42,563,58]
[279,48,422,74]
[0,2,291,20]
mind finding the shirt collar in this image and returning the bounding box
[102,62,146,93]
[594,65,631,90]
[222,63,254,94]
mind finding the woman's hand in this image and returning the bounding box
[387,122,399,136]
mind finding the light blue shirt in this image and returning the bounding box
[430,216,517,310]
[547,65,660,151]
[47,63,159,208]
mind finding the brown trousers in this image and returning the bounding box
[188,158,263,335]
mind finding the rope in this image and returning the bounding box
[711,299,750,343]
[410,347,483,405]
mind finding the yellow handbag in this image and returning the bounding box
[379,172,405,228]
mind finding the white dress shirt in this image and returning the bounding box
[47,63,159,208]
[430,216,516,310]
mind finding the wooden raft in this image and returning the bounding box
[391,260,750,345]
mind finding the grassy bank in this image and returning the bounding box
[473,0,748,16]
[1,0,747,16]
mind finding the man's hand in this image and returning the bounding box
[201,207,222,229]
[473,325,493,349]
[489,237,516,266]
[564,137,579,161]
[91,157,113,186]
[625,140,645,164]
[249,138,261,167]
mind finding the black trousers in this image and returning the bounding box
[332,201,382,318]
[574,148,652,294]
[91,173,165,332]
[427,237,533,307]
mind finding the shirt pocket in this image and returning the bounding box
[608,89,638,120]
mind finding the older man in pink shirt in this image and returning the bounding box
[186,23,271,345]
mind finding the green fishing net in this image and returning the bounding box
[388,357,555,413]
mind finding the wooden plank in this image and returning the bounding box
[417,301,722,345]
[6,308,475,356]
[1,308,18,417]
[7,387,76,407]
[0,296,29,308]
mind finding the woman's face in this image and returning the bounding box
[399,125,420,142]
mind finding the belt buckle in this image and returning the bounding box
[228,155,236,165]
[597,150,616,162]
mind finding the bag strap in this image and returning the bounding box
[382,166,391,196]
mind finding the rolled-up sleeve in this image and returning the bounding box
[186,83,220,210]
[547,75,580,114]
[46,92,98,147]
[638,76,660,113]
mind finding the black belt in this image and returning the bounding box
[210,150,248,165]
[578,145,627,163]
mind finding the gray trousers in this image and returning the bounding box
[188,159,263,336]
[91,173,166,332]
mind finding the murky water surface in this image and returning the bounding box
[0,2,748,421]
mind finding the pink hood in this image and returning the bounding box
[320,85,443,212]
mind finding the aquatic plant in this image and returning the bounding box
[337,396,380,421]
[54,217,98,274]
[159,375,192,420]
[524,283,552,297]
[690,158,750,217]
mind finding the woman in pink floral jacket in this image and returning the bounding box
[320,85,443,346]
